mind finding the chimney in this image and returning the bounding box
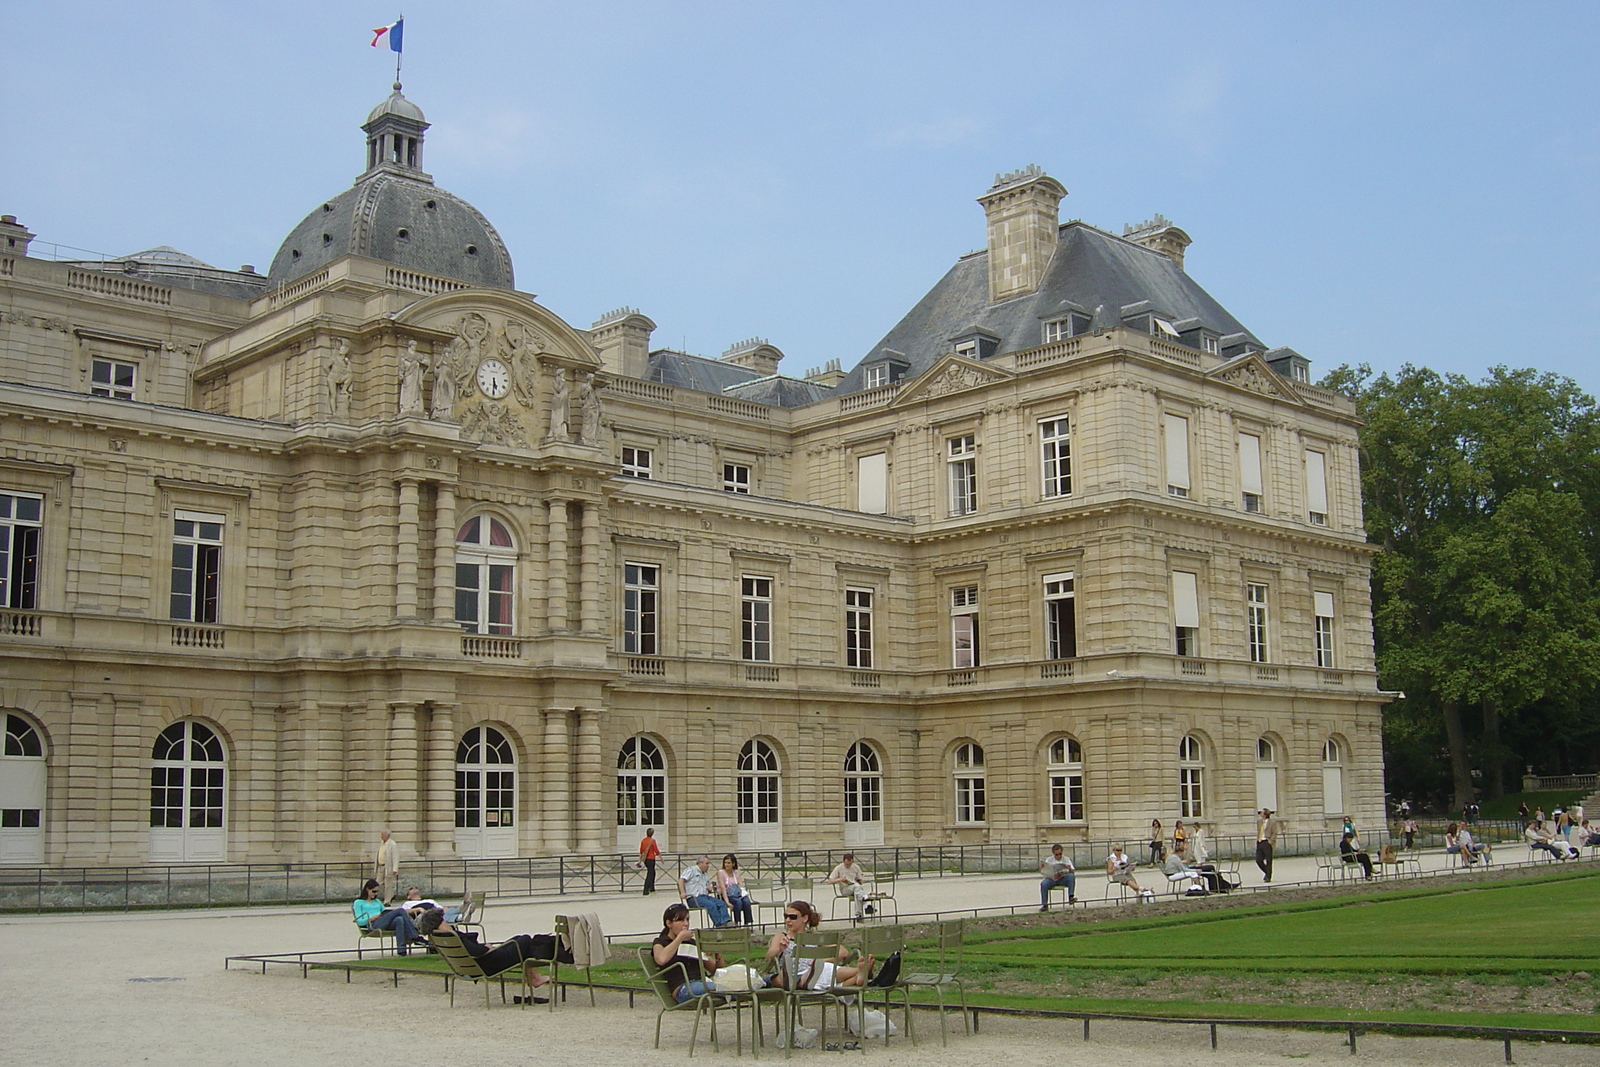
[0,215,36,257]
[976,166,1067,304]
[804,358,845,388]
[1123,214,1192,271]
[589,308,656,379]
[720,337,783,377]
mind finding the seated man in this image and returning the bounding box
[1161,851,1209,895]
[1175,844,1234,893]
[1039,843,1077,909]
[1339,831,1374,879]
[397,885,470,922]
[679,855,732,927]
[416,907,568,1003]
[1525,821,1573,859]
[827,851,872,920]
[1456,826,1492,864]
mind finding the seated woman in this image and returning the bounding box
[1174,844,1233,893]
[352,878,423,954]
[1105,844,1154,900]
[415,907,562,1002]
[718,854,754,926]
[1443,822,1462,856]
[653,902,727,1003]
[1339,831,1374,879]
[1457,826,1492,864]
[764,899,873,990]
[1160,851,1208,895]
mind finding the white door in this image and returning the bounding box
[454,726,518,858]
[616,736,668,852]
[148,721,226,863]
[1254,767,1279,814]
[842,741,883,848]
[0,714,45,864]
[737,739,782,851]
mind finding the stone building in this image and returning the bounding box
[0,91,1384,866]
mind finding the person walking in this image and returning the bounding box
[1255,808,1280,883]
[638,827,662,895]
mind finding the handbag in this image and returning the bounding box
[712,963,754,991]
[867,950,901,987]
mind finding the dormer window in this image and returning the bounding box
[1151,317,1180,339]
[864,364,888,389]
[1041,313,1089,344]
[953,340,978,358]
[1203,335,1219,355]
[949,327,1000,361]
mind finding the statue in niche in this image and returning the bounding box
[544,365,571,442]
[575,372,604,444]
[327,338,352,419]
[398,339,427,415]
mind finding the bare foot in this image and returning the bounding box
[529,974,551,988]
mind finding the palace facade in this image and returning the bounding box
[0,89,1384,866]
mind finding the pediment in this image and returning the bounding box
[398,290,601,371]
[891,355,1013,406]
[1206,353,1305,404]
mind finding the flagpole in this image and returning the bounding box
[395,13,403,85]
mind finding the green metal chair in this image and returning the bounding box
[428,928,531,1009]
[697,926,788,1057]
[901,918,969,1045]
[550,914,596,1010]
[636,944,744,1057]
[860,924,914,1045]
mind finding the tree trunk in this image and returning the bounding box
[1442,699,1475,810]
[1481,698,1504,798]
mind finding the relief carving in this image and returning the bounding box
[921,363,993,398]
[326,338,352,420]
[459,400,528,447]
[1218,362,1285,398]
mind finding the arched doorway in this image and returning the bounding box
[148,720,227,862]
[842,741,883,848]
[454,726,517,858]
[0,713,45,864]
[616,735,668,851]
[736,739,782,850]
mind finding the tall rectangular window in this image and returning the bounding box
[621,447,652,479]
[1305,449,1328,525]
[623,562,659,655]
[1314,591,1336,668]
[1040,418,1071,498]
[951,585,979,668]
[1239,432,1263,513]
[171,510,223,623]
[1246,582,1270,663]
[947,435,976,515]
[856,453,887,514]
[0,492,42,610]
[90,358,137,400]
[1172,570,1199,656]
[741,575,773,662]
[1164,414,1190,498]
[845,587,874,669]
[722,463,750,493]
[1043,571,1077,659]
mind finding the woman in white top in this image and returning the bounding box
[717,853,754,925]
[1106,845,1153,899]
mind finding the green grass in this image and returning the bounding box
[1477,790,1589,820]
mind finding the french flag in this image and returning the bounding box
[370,18,403,52]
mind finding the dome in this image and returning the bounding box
[267,88,515,290]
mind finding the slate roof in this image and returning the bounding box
[833,221,1264,396]
[65,246,270,300]
[643,349,834,408]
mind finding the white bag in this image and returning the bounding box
[775,1025,818,1049]
[847,1008,898,1039]
[711,963,755,991]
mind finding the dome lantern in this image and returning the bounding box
[363,83,429,176]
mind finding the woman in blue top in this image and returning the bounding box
[353,878,422,954]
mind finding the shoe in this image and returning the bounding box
[1039,905,1050,912]
[1068,896,1078,904]
[513,995,551,1005]
[864,904,874,916]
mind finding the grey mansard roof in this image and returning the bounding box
[643,349,834,408]
[66,246,270,300]
[835,221,1264,395]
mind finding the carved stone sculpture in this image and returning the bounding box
[327,338,352,419]
[545,365,571,442]
[576,372,603,444]
[398,340,427,415]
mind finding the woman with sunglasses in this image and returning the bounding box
[652,902,726,1002]
[763,899,873,990]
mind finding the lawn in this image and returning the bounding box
[951,867,1600,1030]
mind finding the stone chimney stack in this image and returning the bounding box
[804,358,845,388]
[589,307,656,379]
[976,166,1067,304]
[0,215,36,257]
[720,338,783,377]
[1123,214,1192,271]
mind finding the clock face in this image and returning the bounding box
[476,358,510,399]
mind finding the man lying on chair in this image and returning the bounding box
[416,906,573,1003]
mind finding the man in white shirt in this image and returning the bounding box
[679,855,731,926]
[1039,844,1077,909]
[827,852,872,920]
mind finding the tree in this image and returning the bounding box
[1325,364,1600,808]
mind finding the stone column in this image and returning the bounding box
[433,483,457,623]
[386,702,422,848]
[541,707,572,853]
[61,691,114,864]
[573,707,605,852]
[395,478,420,617]
[579,501,602,634]
[425,703,456,858]
[546,499,570,632]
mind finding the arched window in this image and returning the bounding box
[617,736,667,850]
[843,742,883,847]
[1047,736,1083,822]
[1178,734,1204,819]
[737,740,782,849]
[149,721,226,862]
[1,713,45,863]
[1321,738,1345,815]
[953,742,986,823]
[1254,736,1279,814]
[455,726,517,858]
[455,516,516,635]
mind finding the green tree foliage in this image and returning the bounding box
[1323,364,1600,808]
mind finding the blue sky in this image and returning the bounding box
[3,2,1597,393]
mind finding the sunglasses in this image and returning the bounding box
[784,913,801,920]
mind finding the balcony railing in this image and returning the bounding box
[461,636,523,659]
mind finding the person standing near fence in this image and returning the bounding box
[375,829,401,902]
[1255,808,1280,883]
[639,827,661,895]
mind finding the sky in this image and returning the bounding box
[3,2,1597,395]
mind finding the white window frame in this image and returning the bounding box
[1239,431,1263,513]
[1322,737,1345,814]
[1043,571,1076,659]
[722,463,750,494]
[1314,591,1336,668]
[953,742,986,823]
[1305,449,1328,525]
[1254,737,1279,813]
[845,586,874,669]
[856,452,888,514]
[1042,319,1072,344]
[1152,317,1180,338]
[1164,414,1190,498]
[1040,417,1071,498]
[1047,736,1084,823]
[621,446,653,479]
[864,364,888,389]
[950,585,979,668]
[1172,570,1200,657]
[0,491,42,610]
[1246,583,1270,663]
[947,434,977,516]
[171,510,224,623]
[616,735,667,835]
[1178,734,1204,819]
[455,516,517,636]
[741,575,773,662]
[953,340,978,359]
[623,562,659,655]
[91,357,138,400]
[843,741,882,826]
